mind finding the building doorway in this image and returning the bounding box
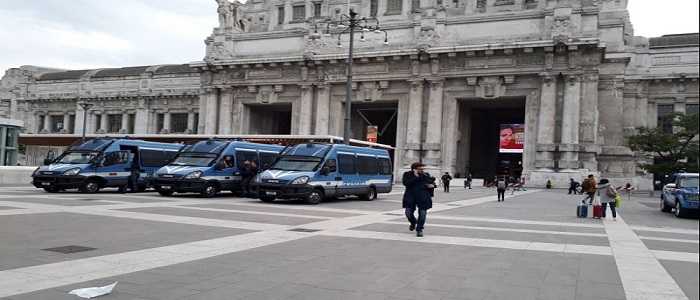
[246,104,292,134]
[350,102,398,147]
[457,97,526,181]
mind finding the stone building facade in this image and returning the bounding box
[1,0,698,187]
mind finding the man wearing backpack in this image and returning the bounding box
[496,176,507,202]
[581,174,597,205]
[441,172,453,193]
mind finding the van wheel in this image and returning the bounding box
[306,189,324,205]
[259,194,275,203]
[43,186,60,193]
[674,202,687,218]
[660,198,672,212]
[201,183,219,198]
[360,187,377,201]
[80,179,100,194]
[158,190,174,196]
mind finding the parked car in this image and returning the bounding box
[152,139,284,197]
[256,143,393,204]
[660,173,699,218]
[31,138,184,193]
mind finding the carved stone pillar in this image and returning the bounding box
[75,103,85,135]
[298,84,314,135]
[535,73,556,170]
[424,78,444,167]
[99,112,109,134]
[579,73,600,171]
[203,88,219,134]
[40,113,50,133]
[61,114,70,133]
[135,98,149,134]
[405,79,424,165]
[314,83,331,135]
[218,88,234,134]
[187,111,196,134]
[120,112,129,134]
[559,74,581,170]
[161,111,171,134]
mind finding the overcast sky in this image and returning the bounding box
[0,0,698,76]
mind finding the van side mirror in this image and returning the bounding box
[320,166,330,175]
[43,158,52,166]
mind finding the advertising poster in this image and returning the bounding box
[499,124,524,153]
[366,126,378,143]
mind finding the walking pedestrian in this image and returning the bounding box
[582,174,597,205]
[568,178,580,195]
[496,176,507,202]
[597,178,618,220]
[465,173,472,189]
[402,162,435,237]
[441,172,452,193]
[240,160,254,196]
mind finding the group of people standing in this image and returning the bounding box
[580,174,619,220]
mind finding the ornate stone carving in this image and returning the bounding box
[476,76,505,99]
[550,15,572,40]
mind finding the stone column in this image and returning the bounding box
[424,78,444,168]
[636,94,648,128]
[218,88,234,134]
[41,113,50,133]
[120,112,129,133]
[134,99,149,134]
[405,79,424,165]
[647,102,657,129]
[579,73,600,171]
[86,111,95,134]
[314,83,331,135]
[187,111,195,134]
[673,97,686,114]
[535,73,556,170]
[61,114,70,133]
[204,88,219,134]
[75,104,85,135]
[160,111,171,134]
[559,74,581,170]
[298,84,314,135]
[99,112,109,134]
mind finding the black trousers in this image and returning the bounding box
[497,189,506,201]
[443,182,450,192]
[602,202,617,218]
[583,192,595,204]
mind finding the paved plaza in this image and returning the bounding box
[0,186,697,300]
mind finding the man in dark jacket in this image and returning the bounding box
[403,162,435,237]
[441,172,452,193]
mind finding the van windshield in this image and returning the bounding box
[679,177,699,188]
[270,156,321,171]
[56,152,99,164]
[170,153,218,167]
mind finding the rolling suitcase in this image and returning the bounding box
[577,201,588,218]
[592,204,603,219]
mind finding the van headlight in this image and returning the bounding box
[184,170,203,179]
[32,167,40,176]
[255,175,262,183]
[291,176,309,185]
[63,168,81,176]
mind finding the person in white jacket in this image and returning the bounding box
[597,178,618,220]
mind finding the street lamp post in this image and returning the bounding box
[313,9,388,144]
[78,101,94,141]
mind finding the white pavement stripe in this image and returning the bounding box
[428,215,605,229]
[71,209,289,231]
[652,250,700,263]
[381,221,608,238]
[604,217,689,300]
[630,225,699,236]
[0,230,309,298]
[639,236,700,244]
[171,205,332,220]
[323,230,613,256]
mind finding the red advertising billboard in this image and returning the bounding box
[499,124,524,153]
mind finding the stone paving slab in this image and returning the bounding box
[611,196,699,230]
[660,260,700,300]
[0,196,115,206]
[118,207,321,226]
[0,212,250,271]
[642,239,700,253]
[0,205,18,210]
[7,236,625,300]
[185,203,361,218]
[393,217,608,234]
[634,229,700,240]
[351,223,611,246]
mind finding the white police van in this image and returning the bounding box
[152,139,285,197]
[31,138,184,193]
[256,143,393,204]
